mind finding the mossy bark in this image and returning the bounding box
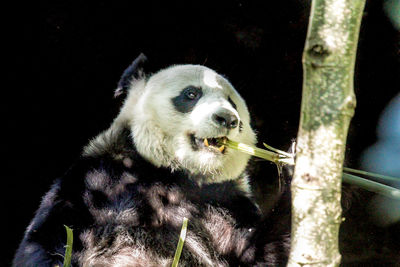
[287,0,366,266]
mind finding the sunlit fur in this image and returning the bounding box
[86,65,256,184]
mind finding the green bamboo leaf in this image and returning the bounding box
[263,142,293,157]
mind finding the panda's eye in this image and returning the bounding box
[184,87,201,100]
[172,86,203,113]
[186,91,197,99]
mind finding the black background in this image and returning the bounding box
[5,0,399,265]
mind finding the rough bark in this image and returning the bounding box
[287,0,366,266]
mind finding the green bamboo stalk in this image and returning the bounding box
[223,139,293,165]
[343,167,399,183]
[171,217,188,267]
[342,173,400,200]
[224,139,400,200]
[63,225,73,267]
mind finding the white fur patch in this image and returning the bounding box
[203,69,223,89]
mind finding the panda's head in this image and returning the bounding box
[116,57,256,183]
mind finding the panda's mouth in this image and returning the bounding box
[189,134,227,153]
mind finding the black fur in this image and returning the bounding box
[14,127,291,266]
[172,86,203,113]
[115,53,147,97]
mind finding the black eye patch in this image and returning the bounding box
[172,86,203,113]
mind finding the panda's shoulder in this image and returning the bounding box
[82,125,134,160]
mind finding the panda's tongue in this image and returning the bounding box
[203,137,226,152]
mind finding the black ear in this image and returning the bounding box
[115,53,147,97]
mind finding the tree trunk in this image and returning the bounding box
[287,0,366,266]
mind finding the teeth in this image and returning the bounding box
[199,137,226,152]
[204,138,209,147]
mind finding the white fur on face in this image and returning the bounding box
[118,65,256,183]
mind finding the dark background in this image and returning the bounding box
[5,0,399,266]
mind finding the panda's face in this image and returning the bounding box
[128,65,256,182]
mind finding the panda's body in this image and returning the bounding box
[14,56,290,266]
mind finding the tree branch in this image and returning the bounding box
[288,0,366,266]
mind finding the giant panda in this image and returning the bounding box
[13,54,290,266]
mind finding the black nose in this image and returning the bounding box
[212,109,239,129]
